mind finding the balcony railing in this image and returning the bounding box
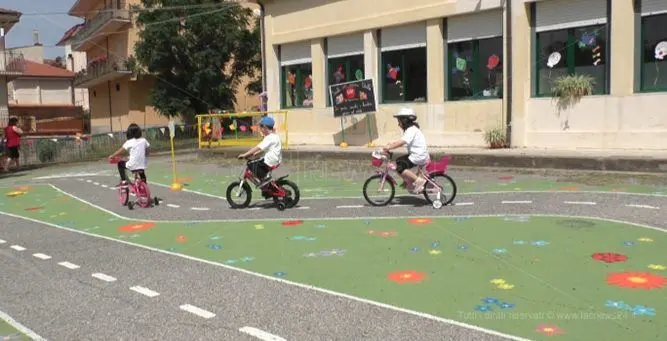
[74,55,133,87]
[0,50,26,76]
[70,4,130,47]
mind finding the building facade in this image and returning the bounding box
[258,0,667,149]
[1,8,24,127]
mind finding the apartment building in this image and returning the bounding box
[0,7,24,127]
[256,0,667,150]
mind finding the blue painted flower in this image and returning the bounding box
[457,245,469,251]
[166,247,177,252]
[492,248,508,254]
[410,247,421,253]
[475,305,492,312]
[315,224,326,229]
[306,237,317,241]
[498,302,515,309]
[454,217,470,223]
[291,236,307,240]
[207,244,222,250]
[364,220,371,225]
[531,240,550,247]
[482,297,498,304]
[629,305,656,317]
[274,272,287,277]
[623,241,635,247]
[605,300,627,309]
[210,235,221,240]
[224,259,238,264]
[240,256,254,262]
[431,241,441,248]
[513,240,526,245]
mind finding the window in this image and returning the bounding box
[327,54,364,106]
[535,25,608,96]
[448,37,503,100]
[281,64,313,108]
[381,47,427,103]
[640,14,667,92]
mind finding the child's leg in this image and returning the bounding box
[138,170,147,182]
[396,155,419,182]
[117,161,129,182]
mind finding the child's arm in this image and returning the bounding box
[12,126,23,135]
[383,139,406,152]
[238,146,261,159]
[108,147,125,160]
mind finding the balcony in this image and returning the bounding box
[70,5,131,51]
[0,51,25,81]
[74,55,133,88]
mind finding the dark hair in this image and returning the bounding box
[126,123,142,139]
[398,117,419,131]
[8,117,18,126]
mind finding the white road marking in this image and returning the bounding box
[130,286,160,298]
[455,202,474,206]
[32,253,52,260]
[563,201,597,205]
[501,200,532,204]
[179,304,215,319]
[101,184,108,188]
[190,207,210,211]
[297,206,310,209]
[336,205,364,208]
[77,178,84,181]
[92,273,117,282]
[86,180,92,183]
[10,245,25,251]
[0,310,47,341]
[239,326,286,341]
[58,261,80,269]
[167,204,180,208]
[390,204,411,207]
[93,182,100,185]
[626,204,660,210]
[0,239,5,244]
[5,212,658,341]
[248,207,261,211]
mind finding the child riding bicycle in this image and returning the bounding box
[237,115,281,189]
[108,123,150,186]
[383,107,429,193]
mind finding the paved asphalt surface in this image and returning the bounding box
[1,172,666,341]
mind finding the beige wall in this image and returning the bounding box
[10,78,73,105]
[6,45,43,63]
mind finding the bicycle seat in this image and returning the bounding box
[425,156,451,173]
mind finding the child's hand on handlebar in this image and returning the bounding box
[237,153,246,160]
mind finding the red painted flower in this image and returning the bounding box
[176,235,188,243]
[592,252,627,263]
[388,270,426,284]
[24,207,44,211]
[118,222,155,233]
[408,218,432,225]
[536,324,564,336]
[607,272,666,290]
[281,220,303,227]
[498,176,513,181]
[380,231,398,237]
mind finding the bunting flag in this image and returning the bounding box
[160,127,165,134]
[229,124,236,131]
[250,125,258,132]
[107,133,114,138]
[50,138,58,143]
[179,125,185,132]
[239,125,247,132]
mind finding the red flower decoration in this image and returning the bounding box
[498,176,513,181]
[607,272,666,290]
[281,220,303,227]
[176,235,188,243]
[408,218,432,225]
[592,252,627,263]
[368,230,397,237]
[536,324,564,336]
[388,270,426,284]
[118,222,155,233]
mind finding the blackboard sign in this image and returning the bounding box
[328,79,376,118]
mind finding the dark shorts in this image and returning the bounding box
[6,146,19,159]
[395,155,416,174]
[248,158,271,180]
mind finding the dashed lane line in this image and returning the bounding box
[167,204,180,208]
[336,205,364,208]
[58,261,80,269]
[179,304,216,319]
[455,202,474,206]
[32,253,52,260]
[130,286,160,298]
[10,245,26,251]
[190,207,210,211]
[92,273,117,282]
[501,200,533,204]
[239,326,287,341]
[626,204,660,210]
[564,201,597,205]
[0,239,5,244]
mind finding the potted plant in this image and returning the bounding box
[550,74,595,112]
[483,127,507,149]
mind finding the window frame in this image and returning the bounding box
[639,13,667,93]
[533,24,610,97]
[326,54,364,107]
[380,47,427,104]
[446,36,504,101]
[280,63,313,109]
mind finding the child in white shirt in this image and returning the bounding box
[237,115,282,187]
[109,123,150,185]
[383,107,430,193]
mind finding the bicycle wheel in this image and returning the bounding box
[226,181,252,208]
[135,181,151,208]
[362,174,395,206]
[273,179,300,208]
[423,173,457,206]
[119,186,129,206]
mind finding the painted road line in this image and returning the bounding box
[101,184,108,188]
[179,304,215,319]
[336,205,364,208]
[0,310,47,341]
[32,253,52,260]
[190,207,211,211]
[58,261,80,269]
[93,182,100,185]
[0,239,5,244]
[92,273,117,282]
[130,286,160,298]
[501,200,533,204]
[626,204,660,210]
[86,180,92,183]
[248,207,261,211]
[239,326,286,341]
[10,245,26,251]
[167,204,180,208]
[77,178,84,181]
[390,204,411,207]
[297,206,310,209]
[455,202,474,206]
[564,201,597,205]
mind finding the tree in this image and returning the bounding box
[133,0,260,121]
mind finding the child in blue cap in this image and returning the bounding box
[237,115,282,187]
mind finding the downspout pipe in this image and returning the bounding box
[504,0,513,147]
[257,1,267,105]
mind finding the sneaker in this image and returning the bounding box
[412,177,427,193]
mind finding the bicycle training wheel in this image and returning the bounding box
[226,181,252,208]
[274,179,300,208]
[423,174,457,206]
[362,174,395,206]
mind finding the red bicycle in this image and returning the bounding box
[109,157,159,210]
[225,157,300,211]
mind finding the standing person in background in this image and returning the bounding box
[2,117,23,172]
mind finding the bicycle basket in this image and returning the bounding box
[371,151,384,167]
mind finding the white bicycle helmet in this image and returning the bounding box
[393,107,417,121]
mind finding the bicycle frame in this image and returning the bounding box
[235,161,287,198]
[373,156,445,195]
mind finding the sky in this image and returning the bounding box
[4,0,83,59]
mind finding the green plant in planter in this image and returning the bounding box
[483,127,507,149]
[551,74,595,112]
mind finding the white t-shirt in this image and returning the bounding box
[257,133,282,167]
[122,137,150,170]
[401,126,429,165]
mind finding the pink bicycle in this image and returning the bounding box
[362,149,457,208]
[109,157,159,210]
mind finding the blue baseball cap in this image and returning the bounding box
[259,115,275,128]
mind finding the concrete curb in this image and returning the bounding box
[197,147,667,173]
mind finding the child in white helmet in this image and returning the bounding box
[383,107,430,193]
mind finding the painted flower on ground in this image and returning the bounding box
[531,240,549,247]
[648,264,666,271]
[536,324,565,336]
[388,270,426,284]
[497,283,515,290]
[5,191,25,197]
[457,245,469,251]
[224,259,238,265]
[176,235,188,243]
[118,222,155,233]
[490,279,506,285]
[428,249,442,255]
[628,305,656,317]
[254,224,265,230]
[239,256,254,262]
[637,237,654,242]
[605,300,629,310]
[482,297,499,304]
[274,272,287,277]
[498,302,515,309]
[592,253,628,263]
[207,244,222,250]
[513,240,527,245]
[475,305,492,312]
[315,224,326,229]
[410,247,421,252]
[281,220,303,227]
[492,248,508,254]
[498,176,513,181]
[607,272,666,289]
[623,241,635,247]
[409,218,432,225]
[431,241,440,248]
